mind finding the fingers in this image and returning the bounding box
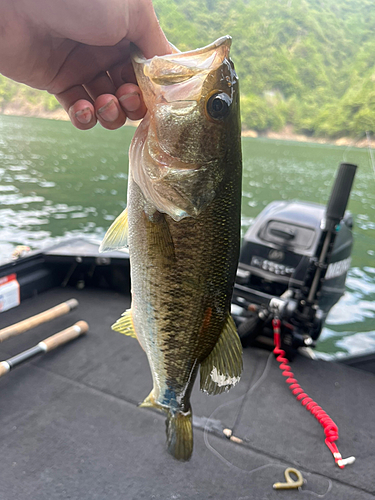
[56,73,146,130]
[69,101,96,129]
[109,59,137,88]
[55,86,97,130]
[85,72,126,130]
[95,94,126,130]
[52,0,171,131]
[51,1,170,131]
[116,83,147,121]
[93,86,146,130]
[84,71,116,99]
[85,70,146,124]
[108,62,146,119]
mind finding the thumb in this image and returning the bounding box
[126,0,171,58]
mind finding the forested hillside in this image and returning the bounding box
[1,0,375,138]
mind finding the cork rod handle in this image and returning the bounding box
[0,299,79,343]
[0,362,9,378]
[39,321,88,352]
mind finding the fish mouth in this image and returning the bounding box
[131,35,231,69]
[131,36,232,97]
[129,36,238,222]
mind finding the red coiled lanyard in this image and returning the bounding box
[272,318,355,469]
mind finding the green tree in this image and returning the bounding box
[2,0,375,139]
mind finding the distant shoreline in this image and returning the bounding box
[242,125,375,149]
[1,108,374,149]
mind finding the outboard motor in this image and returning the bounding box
[232,162,357,359]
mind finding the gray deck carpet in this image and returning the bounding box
[0,287,374,500]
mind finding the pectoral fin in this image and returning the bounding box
[111,308,137,339]
[200,314,242,395]
[146,211,176,263]
[99,208,128,252]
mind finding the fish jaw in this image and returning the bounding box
[129,36,240,221]
[131,36,232,108]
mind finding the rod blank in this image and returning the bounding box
[0,299,79,343]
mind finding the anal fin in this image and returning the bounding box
[200,314,243,395]
[139,390,164,410]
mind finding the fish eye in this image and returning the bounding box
[206,93,231,120]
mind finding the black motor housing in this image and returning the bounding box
[238,200,353,313]
[232,197,354,357]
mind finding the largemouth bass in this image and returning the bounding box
[100,36,243,461]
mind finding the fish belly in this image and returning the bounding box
[128,170,240,410]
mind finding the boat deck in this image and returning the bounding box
[0,285,374,499]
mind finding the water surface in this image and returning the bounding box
[0,115,374,357]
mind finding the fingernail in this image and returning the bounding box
[119,92,141,112]
[97,99,119,122]
[73,107,92,125]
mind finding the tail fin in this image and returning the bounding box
[140,391,193,460]
[166,409,193,461]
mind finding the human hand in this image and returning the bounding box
[0,0,170,130]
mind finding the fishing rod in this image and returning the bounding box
[0,298,79,343]
[0,321,88,378]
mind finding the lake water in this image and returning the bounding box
[0,115,374,358]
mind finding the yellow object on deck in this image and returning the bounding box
[273,468,304,490]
